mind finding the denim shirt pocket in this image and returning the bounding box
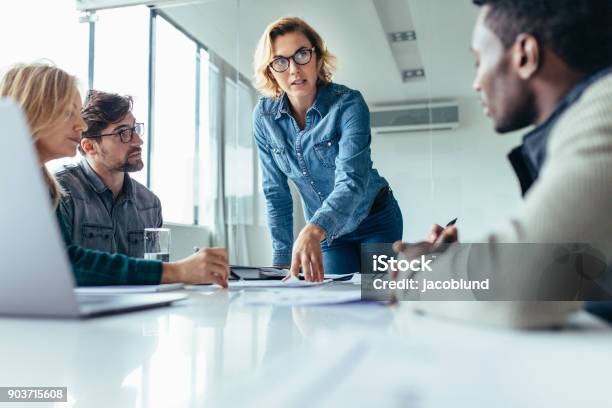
[313,134,340,169]
[81,224,113,252]
[128,230,145,258]
[270,145,291,173]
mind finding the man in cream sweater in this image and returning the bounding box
[392,0,612,326]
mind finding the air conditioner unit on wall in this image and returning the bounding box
[370,100,459,134]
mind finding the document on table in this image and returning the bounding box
[322,273,355,281]
[299,273,356,281]
[74,283,184,295]
[348,273,361,284]
[231,266,357,282]
[185,277,335,291]
[228,278,332,289]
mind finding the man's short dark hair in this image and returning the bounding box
[79,90,133,154]
[473,0,612,74]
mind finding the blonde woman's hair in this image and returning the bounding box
[0,62,79,208]
[253,17,336,98]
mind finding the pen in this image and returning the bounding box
[446,218,458,227]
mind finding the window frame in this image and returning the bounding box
[85,6,257,226]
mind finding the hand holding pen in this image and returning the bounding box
[392,218,459,260]
[427,218,459,245]
[387,218,457,303]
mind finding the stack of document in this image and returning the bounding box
[231,265,357,282]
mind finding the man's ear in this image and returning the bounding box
[80,138,97,156]
[512,33,540,80]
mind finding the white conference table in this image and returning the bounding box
[0,282,610,408]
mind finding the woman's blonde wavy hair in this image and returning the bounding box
[0,62,79,208]
[253,17,336,98]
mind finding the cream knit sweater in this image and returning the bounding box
[398,73,612,327]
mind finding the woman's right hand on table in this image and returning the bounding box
[161,247,229,287]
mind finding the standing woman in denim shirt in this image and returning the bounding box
[253,17,403,281]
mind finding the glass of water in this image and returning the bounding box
[144,228,171,262]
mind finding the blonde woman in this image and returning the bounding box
[253,17,403,281]
[0,63,229,287]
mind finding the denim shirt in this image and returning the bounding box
[508,66,612,196]
[253,83,389,265]
[55,158,163,258]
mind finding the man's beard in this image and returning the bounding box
[119,159,144,173]
[494,103,536,133]
[492,76,537,134]
[114,148,144,173]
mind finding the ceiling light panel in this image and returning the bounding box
[372,0,426,83]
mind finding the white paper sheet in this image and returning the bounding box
[301,272,356,281]
[228,278,332,289]
[348,273,361,284]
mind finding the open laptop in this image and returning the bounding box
[0,100,187,318]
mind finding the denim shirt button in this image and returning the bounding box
[327,142,332,146]
[302,171,307,175]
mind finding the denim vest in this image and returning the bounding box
[508,66,612,196]
[253,83,389,265]
[55,158,163,258]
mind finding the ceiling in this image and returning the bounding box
[78,0,482,105]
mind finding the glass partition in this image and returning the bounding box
[57,0,525,260]
[149,15,198,225]
[93,6,150,186]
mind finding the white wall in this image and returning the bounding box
[371,97,524,242]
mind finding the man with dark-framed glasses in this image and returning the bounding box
[55,90,162,258]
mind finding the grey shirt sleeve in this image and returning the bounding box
[155,196,163,228]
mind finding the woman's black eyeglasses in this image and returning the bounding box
[84,123,144,144]
[269,47,316,73]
